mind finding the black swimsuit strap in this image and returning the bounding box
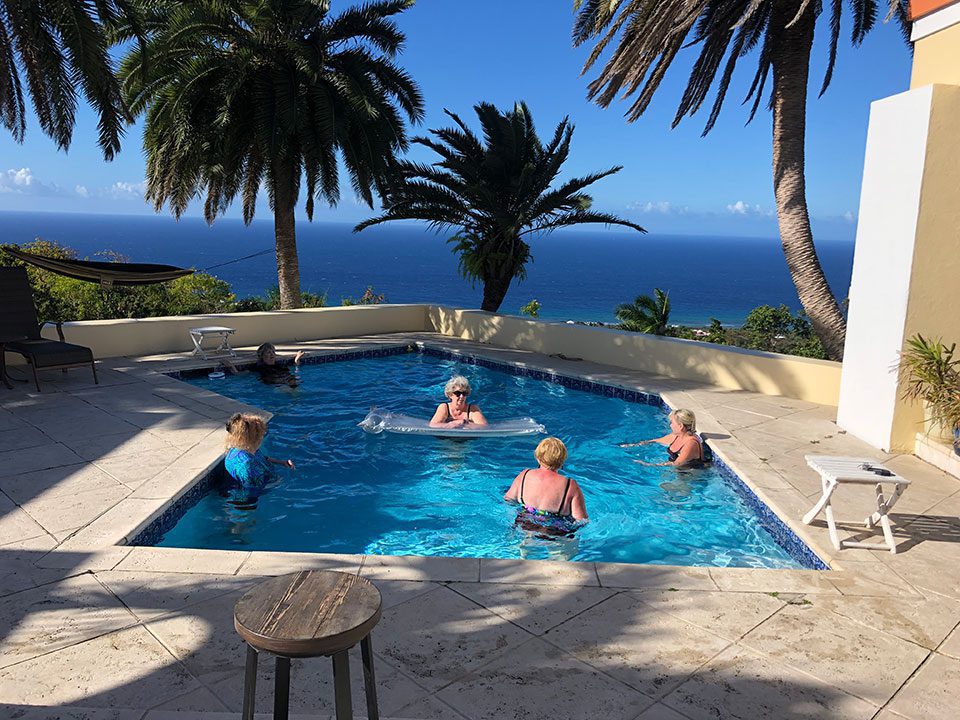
[557,477,571,514]
[519,469,530,505]
[446,402,470,421]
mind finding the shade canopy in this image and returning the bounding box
[2,247,193,288]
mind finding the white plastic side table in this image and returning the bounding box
[803,455,911,554]
[189,326,237,360]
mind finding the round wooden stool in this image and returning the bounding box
[234,570,382,720]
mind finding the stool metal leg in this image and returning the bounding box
[274,656,291,720]
[332,650,353,720]
[241,645,258,720]
[361,635,380,720]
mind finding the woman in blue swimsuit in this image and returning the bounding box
[504,437,588,537]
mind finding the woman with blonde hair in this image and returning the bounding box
[429,375,488,427]
[621,408,707,468]
[504,437,587,536]
[223,413,295,487]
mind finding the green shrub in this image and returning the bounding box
[519,299,541,318]
[1,239,235,320]
[342,286,386,306]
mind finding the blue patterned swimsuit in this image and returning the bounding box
[225,448,272,488]
[514,470,582,537]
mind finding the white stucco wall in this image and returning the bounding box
[837,88,932,450]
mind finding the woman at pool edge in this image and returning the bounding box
[429,376,488,427]
[621,408,706,468]
[504,437,588,533]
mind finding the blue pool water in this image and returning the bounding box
[157,350,809,568]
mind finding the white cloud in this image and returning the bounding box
[0,167,36,193]
[726,200,774,217]
[104,180,146,198]
[843,210,856,223]
[626,200,690,215]
[75,184,89,198]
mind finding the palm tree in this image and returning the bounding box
[356,101,645,311]
[616,288,671,335]
[117,0,423,308]
[0,0,135,158]
[572,1,910,361]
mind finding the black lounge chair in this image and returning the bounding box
[0,267,98,391]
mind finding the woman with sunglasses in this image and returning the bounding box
[429,375,488,428]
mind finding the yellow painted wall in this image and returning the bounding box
[15,304,844,405]
[892,84,960,449]
[911,22,960,88]
[36,304,431,359]
[427,307,842,405]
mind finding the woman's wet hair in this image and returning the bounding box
[256,343,276,362]
[534,437,568,471]
[444,375,471,397]
[225,412,268,452]
[670,409,697,433]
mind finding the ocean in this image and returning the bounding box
[0,211,855,326]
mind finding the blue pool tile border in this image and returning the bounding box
[152,342,828,569]
[131,463,222,547]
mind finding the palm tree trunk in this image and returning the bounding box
[480,272,512,312]
[770,2,847,361]
[272,160,302,309]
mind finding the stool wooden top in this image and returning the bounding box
[234,570,381,658]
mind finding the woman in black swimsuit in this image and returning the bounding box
[504,437,588,536]
[620,408,707,468]
[429,375,488,427]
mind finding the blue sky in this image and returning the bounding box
[0,1,912,240]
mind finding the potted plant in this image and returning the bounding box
[900,334,960,456]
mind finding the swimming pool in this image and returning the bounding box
[150,346,821,568]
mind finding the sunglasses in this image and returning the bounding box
[451,390,469,397]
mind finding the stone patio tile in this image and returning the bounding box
[375,585,532,691]
[635,703,691,720]
[0,706,129,720]
[0,491,48,545]
[698,404,770,431]
[94,447,187,489]
[872,711,913,720]
[0,442,84,478]
[709,568,841,595]
[116,547,250,575]
[812,593,960,650]
[436,636,653,720]
[739,603,929,706]
[96,570,258,621]
[0,535,69,597]
[62,429,176,462]
[391,694,469,719]
[596,562,717,590]
[633,589,785,642]
[0,425,50,451]
[0,625,199,708]
[237,551,364,577]
[0,573,138,668]
[0,408,29,431]
[938,623,960,658]
[33,547,132,572]
[728,427,811,460]
[146,685,230,712]
[542,592,731,699]
[887,653,960,720]
[205,645,430,718]
[662,646,878,720]
[16,406,139,443]
[448,582,616,635]
[0,462,126,505]
[479,558,598,586]
[725,395,819,418]
[360,554,479,583]
[826,566,923,597]
[20,484,129,535]
[56,497,168,551]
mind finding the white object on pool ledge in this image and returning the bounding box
[359,409,546,438]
